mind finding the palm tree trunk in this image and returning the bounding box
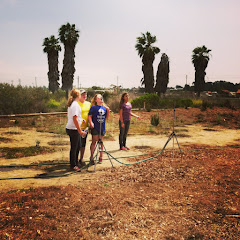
[194,70,205,97]
[142,52,155,93]
[48,52,59,93]
[62,45,75,91]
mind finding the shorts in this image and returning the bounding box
[91,128,105,136]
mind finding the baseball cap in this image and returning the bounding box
[80,89,86,94]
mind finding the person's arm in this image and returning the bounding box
[131,112,140,119]
[73,116,86,137]
[106,107,110,120]
[119,108,125,128]
[88,115,94,129]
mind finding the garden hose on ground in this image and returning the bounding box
[0,145,239,181]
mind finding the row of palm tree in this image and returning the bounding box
[43,23,79,93]
[135,32,211,96]
[43,26,211,97]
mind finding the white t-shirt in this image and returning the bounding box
[66,101,82,130]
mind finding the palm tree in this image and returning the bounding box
[42,35,61,93]
[59,23,79,92]
[192,45,211,97]
[135,32,160,93]
[155,53,170,96]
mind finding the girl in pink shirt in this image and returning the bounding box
[119,92,140,150]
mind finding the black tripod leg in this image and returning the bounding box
[161,132,174,152]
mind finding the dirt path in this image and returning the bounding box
[0,125,239,192]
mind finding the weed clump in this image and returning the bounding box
[151,114,160,126]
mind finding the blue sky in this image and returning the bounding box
[0,0,239,88]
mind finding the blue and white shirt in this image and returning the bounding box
[88,105,107,133]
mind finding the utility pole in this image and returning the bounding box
[35,77,37,87]
[117,76,119,94]
[77,76,79,89]
[186,75,188,85]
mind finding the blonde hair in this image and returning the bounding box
[91,94,108,108]
[67,89,80,107]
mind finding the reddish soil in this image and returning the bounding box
[0,107,240,239]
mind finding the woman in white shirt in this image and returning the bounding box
[66,89,86,171]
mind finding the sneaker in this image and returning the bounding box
[125,146,130,150]
[120,147,127,150]
[98,157,103,164]
[73,166,80,171]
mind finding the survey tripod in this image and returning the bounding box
[162,101,182,159]
[88,105,114,172]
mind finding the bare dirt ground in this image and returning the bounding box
[0,108,240,239]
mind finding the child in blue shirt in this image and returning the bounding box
[88,94,110,163]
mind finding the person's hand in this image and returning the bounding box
[90,122,94,129]
[121,122,125,128]
[81,131,87,138]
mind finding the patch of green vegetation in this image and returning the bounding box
[0,146,55,159]
[48,125,66,135]
[0,137,12,142]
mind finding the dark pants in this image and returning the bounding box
[119,120,130,148]
[66,129,81,168]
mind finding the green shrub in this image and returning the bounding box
[151,113,159,126]
[192,99,203,107]
[159,99,174,108]
[47,99,60,109]
[131,93,160,109]
[144,93,160,108]
[0,84,50,114]
[0,83,68,114]
[131,95,193,110]
[131,95,145,109]
[179,99,193,108]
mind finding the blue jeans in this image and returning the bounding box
[119,120,130,148]
[66,129,81,168]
